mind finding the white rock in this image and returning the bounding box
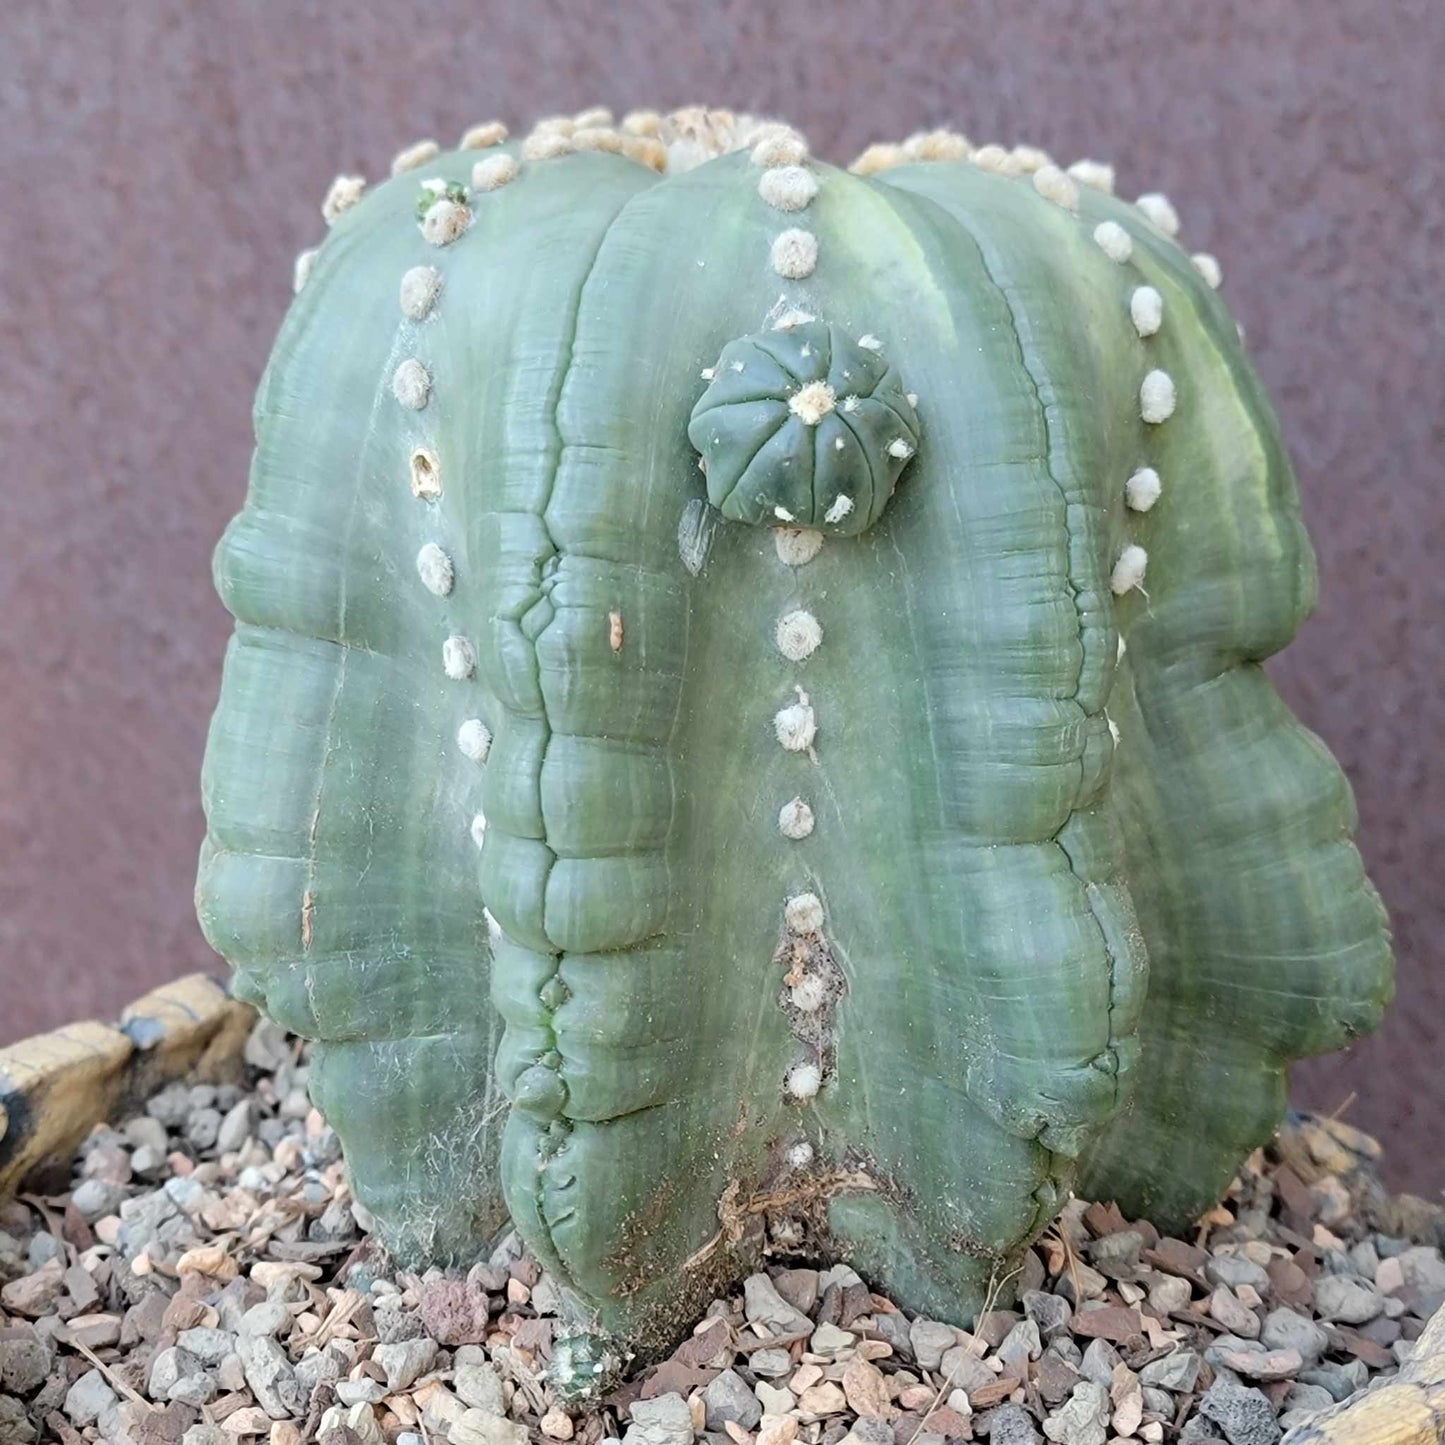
[623,1391,696,1445]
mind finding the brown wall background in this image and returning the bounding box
[1,2,1440,1191]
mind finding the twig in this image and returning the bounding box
[64,1333,156,1412]
[1045,1223,1083,1308]
[19,1193,75,1266]
[903,1261,1018,1445]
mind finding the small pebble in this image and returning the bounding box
[909,1318,958,1371]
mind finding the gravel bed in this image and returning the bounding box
[1,1018,1441,1445]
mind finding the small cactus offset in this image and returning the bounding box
[198,106,1392,1361]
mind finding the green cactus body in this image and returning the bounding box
[198,112,1391,1355]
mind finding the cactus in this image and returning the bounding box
[197,107,1392,1360]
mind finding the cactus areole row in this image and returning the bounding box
[197,106,1393,1375]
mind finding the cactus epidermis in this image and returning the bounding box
[198,108,1392,1355]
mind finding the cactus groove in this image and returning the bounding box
[197,108,1392,1358]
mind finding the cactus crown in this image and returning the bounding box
[689,321,920,535]
[198,104,1392,1360]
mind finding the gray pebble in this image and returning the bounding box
[624,1391,695,1445]
[244,1018,291,1072]
[1205,1334,1265,1367]
[117,1191,178,1258]
[1399,1245,1445,1293]
[810,1322,855,1356]
[1198,1379,1281,1445]
[749,1349,793,1379]
[1148,1274,1193,1316]
[1209,1287,1260,1339]
[0,1394,36,1445]
[0,1328,52,1395]
[1260,1308,1328,1365]
[909,1317,958,1371]
[1022,1290,1072,1341]
[1079,1337,1121,1389]
[256,1118,289,1149]
[743,1274,811,1336]
[216,1099,256,1154]
[1281,1382,1335,1415]
[939,1345,995,1396]
[63,1368,117,1425]
[1179,1419,1226,1442]
[872,1311,912,1361]
[491,1231,525,1265]
[455,1351,506,1414]
[1140,1349,1202,1393]
[453,1412,529,1445]
[168,1373,218,1407]
[1055,1262,1108,1306]
[164,1176,206,1211]
[1233,1207,1271,1241]
[294,1346,345,1393]
[130,1144,168,1179]
[1086,1230,1143,1276]
[990,1403,1042,1444]
[210,1277,254,1332]
[26,1233,59,1270]
[145,1084,192,1128]
[998,1318,1042,1369]
[149,1344,200,1398]
[1348,1241,1379,1278]
[335,1377,387,1405]
[185,1107,223,1151]
[703,1369,761,1431]
[531,1272,562,1316]
[237,1332,305,1417]
[183,1421,231,1445]
[124,1115,170,1152]
[848,1420,893,1445]
[1046,1336,1082,1369]
[1142,1386,1174,1417]
[1204,1254,1271,1294]
[1313,1274,1383,1324]
[1297,1364,1358,1402]
[307,1126,344,1166]
[239,1300,291,1338]
[374,1336,438,1393]
[1042,1378,1109,1445]
[308,1196,357,1242]
[70,1178,126,1222]
[178,1327,236,1365]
